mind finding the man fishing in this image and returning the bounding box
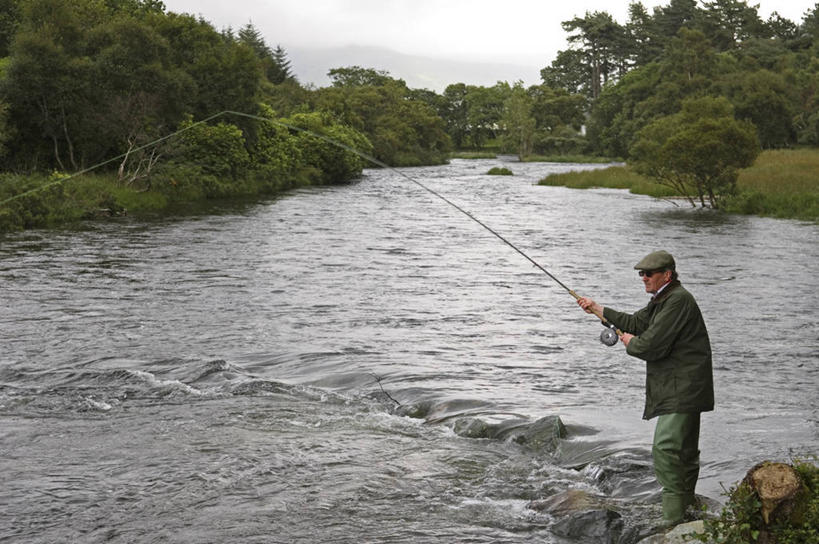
[576,250,714,526]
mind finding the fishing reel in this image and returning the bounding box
[599,321,619,347]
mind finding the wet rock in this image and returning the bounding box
[395,400,433,419]
[634,520,704,543]
[550,508,624,544]
[507,415,567,452]
[528,488,601,515]
[452,417,490,438]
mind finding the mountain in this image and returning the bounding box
[286,44,544,92]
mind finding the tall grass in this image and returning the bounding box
[725,149,819,220]
[538,165,680,198]
[538,150,819,221]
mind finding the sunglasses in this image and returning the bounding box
[638,269,665,278]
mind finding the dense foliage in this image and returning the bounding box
[0,0,818,230]
[695,459,819,544]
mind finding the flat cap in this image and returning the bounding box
[634,250,675,271]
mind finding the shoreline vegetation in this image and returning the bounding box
[1,148,817,233]
[1,1,818,232]
[537,148,819,222]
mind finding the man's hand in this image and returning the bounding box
[619,332,634,347]
[577,297,603,317]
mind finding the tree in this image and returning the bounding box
[328,66,394,87]
[269,45,294,84]
[699,0,766,51]
[629,96,760,208]
[465,82,509,148]
[721,69,796,148]
[311,78,450,166]
[237,23,293,84]
[440,83,470,148]
[625,1,662,66]
[561,11,629,99]
[0,0,20,57]
[283,111,371,184]
[501,82,535,158]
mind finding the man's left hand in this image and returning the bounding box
[619,332,634,346]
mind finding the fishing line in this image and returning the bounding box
[1,109,620,343]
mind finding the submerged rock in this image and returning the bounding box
[452,417,490,438]
[516,415,567,452]
[449,414,567,453]
[635,520,704,544]
[550,508,624,544]
[528,488,602,515]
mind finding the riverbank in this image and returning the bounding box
[0,168,318,233]
[537,148,819,222]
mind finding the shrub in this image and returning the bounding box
[487,167,513,175]
[695,460,819,544]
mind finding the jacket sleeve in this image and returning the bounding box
[603,305,651,335]
[624,294,693,362]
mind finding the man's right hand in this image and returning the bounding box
[577,297,603,317]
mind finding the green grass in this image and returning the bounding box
[522,154,621,164]
[449,151,498,159]
[487,167,513,175]
[538,165,680,198]
[538,149,819,221]
[724,148,819,220]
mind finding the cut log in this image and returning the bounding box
[742,461,803,525]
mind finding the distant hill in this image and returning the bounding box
[286,44,543,92]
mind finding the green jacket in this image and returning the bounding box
[603,280,714,420]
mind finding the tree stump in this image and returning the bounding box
[742,461,803,525]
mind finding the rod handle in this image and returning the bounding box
[571,290,623,335]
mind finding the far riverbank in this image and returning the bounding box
[536,148,819,222]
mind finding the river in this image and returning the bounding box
[1,158,817,543]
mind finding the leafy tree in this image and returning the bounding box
[328,66,394,87]
[175,115,249,182]
[625,1,662,66]
[465,82,509,148]
[501,82,535,158]
[530,85,586,131]
[1,0,109,171]
[0,0,21,57]
[661,28,720,83]
[560,11,629,99]
[652,0,700,43]
[237,23,293,84]
[440,83,470,148]
[283,111,371,184]
[105,0,166,16]
[629,96,760,208]
[699,0,767,51]
[150,12,263,120]
[721,69,796,148]
[541,49,590,96]
[269,45,294,84]
[311,77,449,165]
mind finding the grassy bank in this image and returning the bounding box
[521,154,621,164]
[724,149,819,220]
[538,149,819,221]
[0,167,316,233]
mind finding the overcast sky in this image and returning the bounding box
[160,1,815,88]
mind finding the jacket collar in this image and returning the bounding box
[650,279,680,304]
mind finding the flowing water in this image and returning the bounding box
[1,158,817,543]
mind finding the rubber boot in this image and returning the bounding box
[661,493,691,525]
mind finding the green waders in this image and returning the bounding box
[652,413,701,523]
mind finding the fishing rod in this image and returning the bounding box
[2,109,621,345]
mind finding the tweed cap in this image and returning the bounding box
[634,250,675,271]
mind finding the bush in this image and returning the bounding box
[695,460,819,544]
[487,167,513,175]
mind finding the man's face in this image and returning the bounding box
[640,268,672,294]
